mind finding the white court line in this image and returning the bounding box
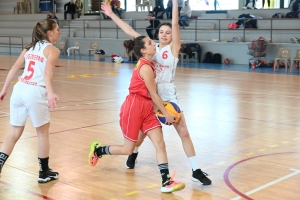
[231,168,300,200]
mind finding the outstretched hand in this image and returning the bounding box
[101,2,113,17]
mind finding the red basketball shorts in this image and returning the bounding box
[120,94,161,142]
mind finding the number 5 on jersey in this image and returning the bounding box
[24,61,35,80]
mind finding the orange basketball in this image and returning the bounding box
[157,102,181,124]
[224,58,230,64]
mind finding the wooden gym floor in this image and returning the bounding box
[0,55,299,200]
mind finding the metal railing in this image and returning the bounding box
[0,36,24,54]
[61,18,300,43]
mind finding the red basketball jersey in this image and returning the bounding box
[129,58,156,99]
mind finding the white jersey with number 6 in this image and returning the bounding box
[19,41,52,87]
[153,44,178,84]
[152,44,179,103]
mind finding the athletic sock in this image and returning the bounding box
[95,146,111,156]
[38,157,49,172]
[158,163,170,185]
[188,156,199,171]
[0,152,9,172]
[133,147,139,153]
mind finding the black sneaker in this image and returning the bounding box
[125,152,138,169]
[38,169,59,183]
[191,169,211,185]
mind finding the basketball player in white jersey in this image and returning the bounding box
[101,0,211,185]
[0,19,61,183]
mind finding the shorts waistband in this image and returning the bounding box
[18,77,45,88]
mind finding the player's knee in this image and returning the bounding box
[123,147,135,155]
[154,139,166,151]
[179,129,190,138]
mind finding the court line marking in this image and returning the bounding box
[125,191,137,196]
[53,80,119,88]
[146,184,158,189]
[231,168,300,200]
[0,180,54,200]
[224,152,300,200]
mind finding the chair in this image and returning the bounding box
[14,2,21,14]
[70,41,81,59]
[24,0,31,14]
[291,48,300,71]
[136,0,144,11]
[57,37,67,56]
[178,51,198,65]
[19,1,26,14]
[274,48,291,72]
[143,1,150,11]
[86,42,99,56]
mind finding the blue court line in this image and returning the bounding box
[3,53,299,76]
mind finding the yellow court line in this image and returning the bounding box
[217,161,226,165]
[258,148,266,152]
[232,157,240,161]
[270,145,278,147]
[246,152,254,156]
[292,138,299,140]
[107,71,119,75]
[125,191,138,196]
[146,184,158,189]
[282,141,289,144]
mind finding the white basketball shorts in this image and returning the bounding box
[157,82,179,104]
[10,82,50,127]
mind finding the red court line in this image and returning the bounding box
[239,117,300,127]
[0,180,54,200]
[223,152,300,200]
[0,121,118,144]
[20,121,118,141]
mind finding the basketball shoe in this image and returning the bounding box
[88,141,102,166]
[125,152,138,169]
[38,169,59,183]
[191,169,211,185]
[161,172,185,193]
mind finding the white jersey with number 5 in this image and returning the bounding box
[19,41,51,87]
[152,44,179,103]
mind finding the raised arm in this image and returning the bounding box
[101,2,140,38]
[171,0,181,55]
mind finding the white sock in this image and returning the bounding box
[133,147,139,153]
[188,156,199,171]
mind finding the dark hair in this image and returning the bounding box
[25,19,57,51]
[148,11,154,15]
[157,22,172,32]
[123,36,146,59]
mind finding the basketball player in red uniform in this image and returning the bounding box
[88,36,185,193]
[101,0,211,186]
